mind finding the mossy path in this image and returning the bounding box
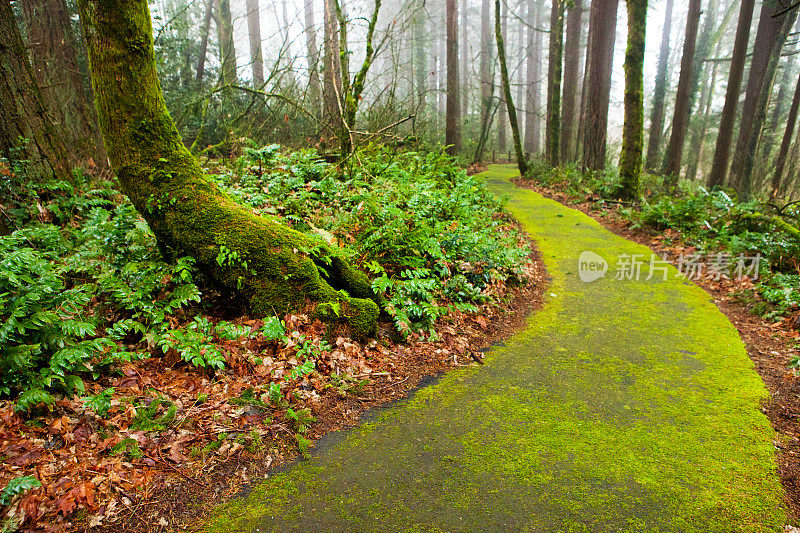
[205,164,785,532]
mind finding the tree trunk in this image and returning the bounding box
[729,0,797,198]
[0,0,70,183]
[77,0,378,337]
[216,0,237,86]
[644,0,673,171]
[618,0,647,200]
[560,0,583,163]
[662,0,701,184]
[498,3,507,154]
[413,0,427,121]
[461,0,469,118]
[546,0,564,166]
[707,0,754,188]
[495,0,526,175]
[581,0,618,171]
[323,0,343,142]
[479,0,493,161]
[446,0,462,155]
[772,69,800,198]
[246,0,265,89]
[523,0,541,154]
[20,0,105,165]
[196,0,213,83]
[685,34,723,182]
[305,0,322,119]
[576,6,592,160]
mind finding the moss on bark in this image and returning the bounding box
[78,0,378,338]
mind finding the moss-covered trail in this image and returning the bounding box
[205,164,785,532]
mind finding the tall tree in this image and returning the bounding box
[20,0,104,164]
[413,0,427,119]
[523,0,541,154]
[77,0,379,337]
[546,0,565,166]
[644,0,673,171]
[446,0,462,154]
[772,69,800,197]
[498,3,507,154]
[216,0,237,86]
[495,0,526,174]
[0,0,70,183]
[662,0,701,183]
[196,0,214,83]
[560,0,583,163]
[246,0,265,89]
[305,0,322,118]
[479,0,493,160]
[582,0,618,171]
[461,0,469,118]
[618,0,647,199]
[323,0,343,140]
[707,0,755,188]
[729,0,798,197]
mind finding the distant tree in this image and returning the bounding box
[707,0,755,188]
[305,0,322,119]
[772,69,800,197]
[560,0,583,163]
[545,0,564,166]
[479,0,493,161]
[729,0,798,198]
[446,0,462,154]
[523,0,542,154]
[0,0,70,183]
[495,0,526,174]
[461,0,469,118]
[662,0,701,184]
[246,0,265,89]
[582,0,618,171]
[19,0,105,165]
[645,0,673,172]
[498,3,508,154]
[196,0,214,83]
[323,0,343,140]
[215,0,237,86]
[618,0,647,200]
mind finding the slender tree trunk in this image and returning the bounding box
[763,19,800,161]
[438,10,447,118]
[560,0,583,163]
[0,0,70,184]
[524,0,541,154]
[619,0,647,199]
[729,0,797,198]
[644,0,673,172]
[216,0,237,86]
[582,0,618,171]
[662,0,701,184]
[577,7,592,160]
[196,0,213,83]
[772,69,800,198]
[516,0,526,131]
[413,0,427,121]
[686,0,719,122]
[305,0,322,119]
[707,0,754,188]
[498,2,508,153]
[77,0,378,337]
[20,0,105,165]
[323,0,343,141]
[495,0,526,174]
[479,0,493,160]
[461,0,469,118]
[446,0,462,154]
[685,35,723,182]
[246,0,265,89]
[546,0,564,166]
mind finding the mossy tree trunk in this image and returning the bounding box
[0,0,70,184]
[644,0,673,172]
[77,0,378,337]
[495,0,526,175]
[618,0,647,200]
[545,0,564,167]
[215,0,237,86]
[445,0,462,155]
[560,0,583,164]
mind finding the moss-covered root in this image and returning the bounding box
[78,0,377,338]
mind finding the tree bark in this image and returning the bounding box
[729,0,797,198]
[618,0,647,200]
[581,0,618,171]
[446,0,462,154]
[461,0,469,118]
[644,0,673,172]
[216,0,237,86]
[77,0,378,337]
[495,0,526,175]
[560,0,583,163]
[323,0,343,141]
[662,0,701,183]
[196,0,213,83]
[498,3,508,154]
[685,34,723,182]
[305,0,322,119]
[0,0,70,183]
[707,0,754,188]
[523,0,541,154]
[479,0,493,161]
[546,0,564,166]
[246,0,265,89]
[20,0,105,166]
[772,69,800,198]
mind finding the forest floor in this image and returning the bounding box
[514,175,800,523]
[200,165,787,532]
